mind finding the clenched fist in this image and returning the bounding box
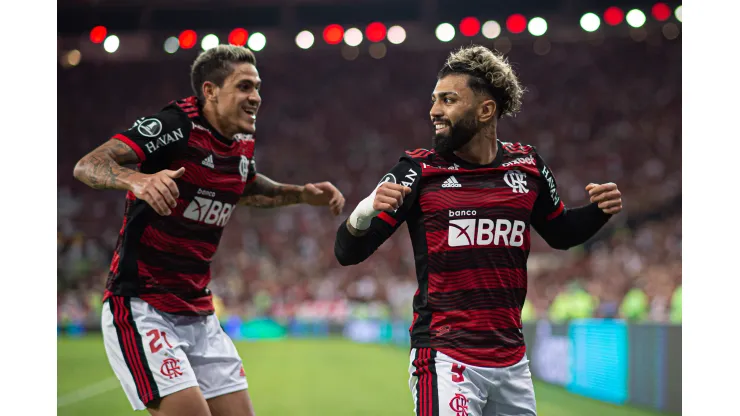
[373,182,412,212]
[130,167,186,216]
[586,182,622,215]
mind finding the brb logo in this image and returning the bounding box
[448,211,526,247]
[183,194,234,227]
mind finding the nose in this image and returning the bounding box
[430,101,443,120]
[249,91,261,108]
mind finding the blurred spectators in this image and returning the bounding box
[57,37,681,325]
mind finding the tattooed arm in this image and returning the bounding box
[73,139,142,191]
[238,174,305,208]
[73,139,185,216]
[239,174,346,215]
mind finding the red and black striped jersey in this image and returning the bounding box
[341,141,565,367]
[103,96,257,316]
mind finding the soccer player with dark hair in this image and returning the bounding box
[334,45,622,416]
[73,45,345,416]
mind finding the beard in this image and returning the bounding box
[432,111,480,156]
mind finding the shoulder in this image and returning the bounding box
[500,141,536,156]
[401,148,435,166]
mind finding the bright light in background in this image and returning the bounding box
[506,14,527,34]
[626,9,647,28]
[675,5,682,22]
[435,23,455,42]
[247,32,266,51]
[482,20,501,39]
[651,3,671,21]
[323,24,344,45]
[604,7,624,26]
[164,37,179,54]
[528,17,547,36]
[228,28,248,46]
[460,17,481,37]
[90,26,107,44]
[344,28,363,47]
[201,34,219,51]
[179,30,197,49]
[103,35,120,53]
[366,22,387,42]
[580,13,601,32]
[387,25,406,44]
[295,31,315,49]
[67,50,81,66]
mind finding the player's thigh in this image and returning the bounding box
[206,389,256,416]
[147,386,211,416]
[408,348,486,416]
[489,355,537,416]
[101,296,200,411]
[187,313,249,405]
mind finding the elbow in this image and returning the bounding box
[334,243,360,266]
[72,159,86,182]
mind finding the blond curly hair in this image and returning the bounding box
[438,45,524,118]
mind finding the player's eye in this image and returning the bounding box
[444,98,454,104]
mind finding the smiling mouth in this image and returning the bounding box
[434,123,449,132]
[243,108,257,120]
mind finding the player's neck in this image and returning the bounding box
[453,129,498,165]
[202,105,236,141]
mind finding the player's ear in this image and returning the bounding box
[202,81,219,102]
[478,99,496,123]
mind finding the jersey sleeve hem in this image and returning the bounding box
[378,211,398,227]
[545,201,565,221]
[112,133,147,162]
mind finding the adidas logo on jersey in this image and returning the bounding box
[202,155,215,169]
[442,176,462,188]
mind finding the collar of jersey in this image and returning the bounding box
[442,139,504,169]
[193,102,236,147]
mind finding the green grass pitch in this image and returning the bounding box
[58,335,674,415]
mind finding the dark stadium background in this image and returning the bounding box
[57,0,682,414]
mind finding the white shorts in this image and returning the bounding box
[102,296,248,410]
[408,348,536,416]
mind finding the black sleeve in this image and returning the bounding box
[334,157,421,266]
[110,107,191,165]
[531,151,611,250]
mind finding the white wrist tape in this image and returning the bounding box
[349,190,381,230]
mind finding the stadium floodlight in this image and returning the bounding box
[482,20,501,39]
[201,34,219,51]
[387,25,406,44]
[228,28,248,46]
[295,30,315,49]
[67,50,81,66]
[506,14,527,34]
[103,35,120,53]
[580,13,601,32]
[626,9,647,28]
[366,22,387,42]
[247,32,266,51]
[528,17,547,36]
[323,24,344,45]
[90,26,107,44]
[604,7,625,26]
[179,30,197,49]
[435,23,455,42]
[675,5,682,23]
[652,3,671,21]
[460,17,481,37]
[344,28,363,47]
[164,37,179,54]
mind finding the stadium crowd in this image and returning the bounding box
[58,36,681,327]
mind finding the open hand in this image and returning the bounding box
[302,181,346,216]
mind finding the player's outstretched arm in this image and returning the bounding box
[239,174,345,215]
[533,182,622,250]
[73,139,185,216]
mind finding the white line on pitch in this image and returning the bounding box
[57,377,120,408]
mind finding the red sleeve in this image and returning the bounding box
[112,133,146,161]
